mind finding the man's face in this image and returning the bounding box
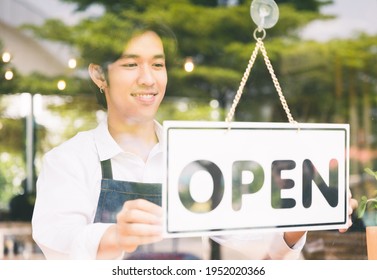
[106,31,167,123]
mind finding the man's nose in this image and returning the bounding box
[138,65,155,86]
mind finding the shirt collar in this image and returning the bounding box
[94,119,122,161]
[154,120,163,142]
[94,118,163,161]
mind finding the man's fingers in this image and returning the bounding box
[123,199,163,216]
[119,222,162,236]
[117,199,163,225]
[118,208,162,225]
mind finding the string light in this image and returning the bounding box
[184,57,194,72]
[68,58,77,69]
[4,70,13,80]
[2,51,11,63]
[57,80,66,90]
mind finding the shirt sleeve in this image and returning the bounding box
[210,231,306,260]
[36,223,112,260]
[267,231,307,260]
[32,143,106,259]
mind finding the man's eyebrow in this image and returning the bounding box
[119,54,166,59]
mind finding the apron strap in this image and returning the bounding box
[100,159,113,179]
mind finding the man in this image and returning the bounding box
[32,23,357,260]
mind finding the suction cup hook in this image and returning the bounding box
[250,0,279,30]
[226,0,296,125]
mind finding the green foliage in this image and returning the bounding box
[358,196,377,219]
[168,66,241,99]
[16,73,89,95]
[365,168,377,181]
[63,0,189,12]
[61,0,330,12]
[0,43,20,95]
[0,154,25,209]
[276,0,333,12]
[2,1,376,125]
[0,118,25,154]
[11,0,342,115]
[358,168,377,226]
[22,19,73,43]
[2,0,341,99]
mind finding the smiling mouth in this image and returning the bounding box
[131,93,157,97]
[131,92,158,102]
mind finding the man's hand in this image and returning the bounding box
[339,191,358,233]
[97,199,163,259]
[116,199,163,252]
[284,190,359,248]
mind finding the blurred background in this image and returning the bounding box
[0,0,376,259]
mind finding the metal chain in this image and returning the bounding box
[225,40,261,123]
[225,33,297,125]
[258,38,296,124]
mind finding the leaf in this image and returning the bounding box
[358,196,377,219]
[358,196,368,218]
[365,168,377,180]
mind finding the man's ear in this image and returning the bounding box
[88,63,107,88]
[89,63,108,109]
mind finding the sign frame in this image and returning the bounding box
[162,121,349,238]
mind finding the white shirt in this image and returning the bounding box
[32,119,306,259]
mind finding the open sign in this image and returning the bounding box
[162,121,349,237]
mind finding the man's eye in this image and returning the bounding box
[153,63,165,68]
[122,63,137,67]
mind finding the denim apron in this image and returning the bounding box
[94,159,162,223]
[94,159,199,259]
